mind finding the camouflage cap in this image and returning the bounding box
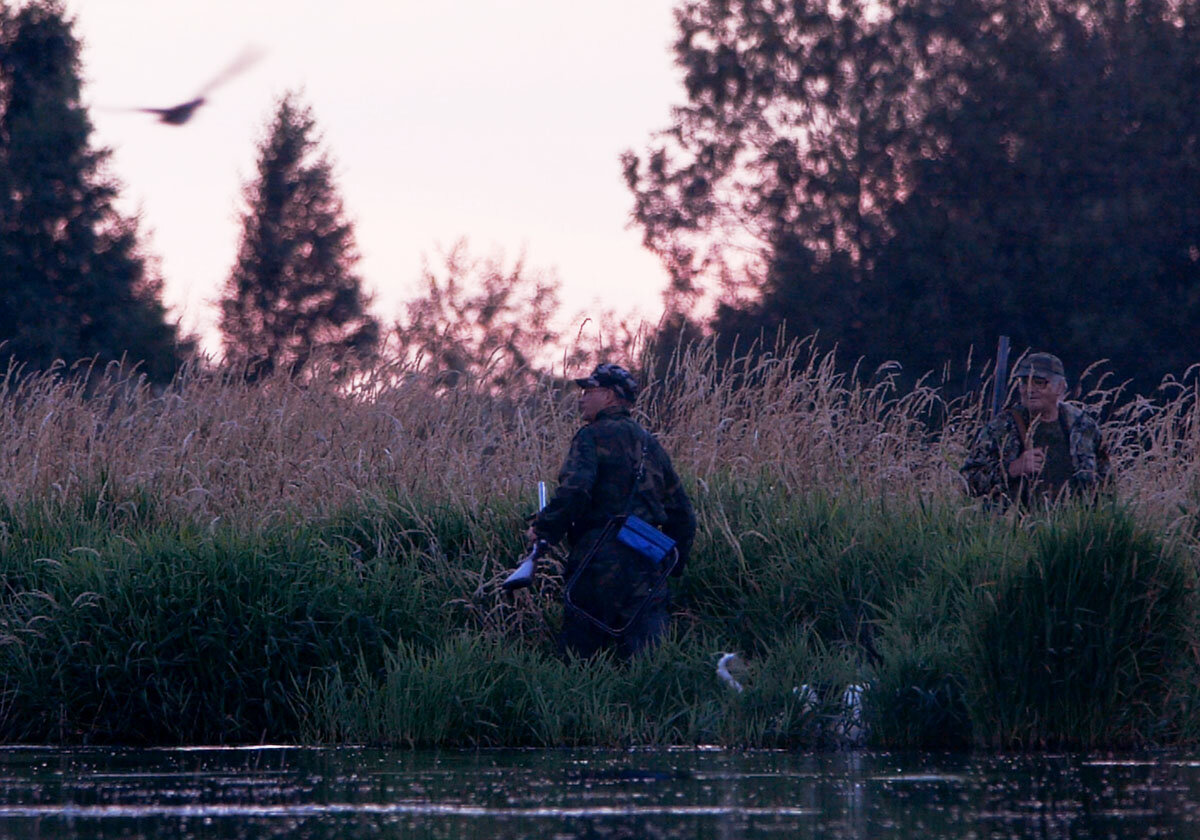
[1012,352,1066,380]
[574,363,639,403]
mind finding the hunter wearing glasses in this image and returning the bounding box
[961,352,1110,508]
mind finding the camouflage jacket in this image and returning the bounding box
[960,402,1110,503]
[533,406,696,567]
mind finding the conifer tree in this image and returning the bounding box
[0,0,188,381]
[220,92,379,379]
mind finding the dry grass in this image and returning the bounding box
[0,342,1197,533]
[1,342,1198,747]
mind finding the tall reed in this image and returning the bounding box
[0,341,1196,747]
[967,505,1195,748]
[1,340,1196,530]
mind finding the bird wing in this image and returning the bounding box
[193,46,264,99]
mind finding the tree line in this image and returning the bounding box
[625,0,1200,393]
[6,0,1199,393]
[1,0,591,386]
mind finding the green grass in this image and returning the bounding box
[0,339,1197,748]
[1,485,1194,749]
[966,504,1196,748]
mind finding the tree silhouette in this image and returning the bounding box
[220,92,379,379]
[872,0,1200,386]
[0,0,189,382]
[627,0,1200,391]
[393,242,563,389]
[623,0,932,323]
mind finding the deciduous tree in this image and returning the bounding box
[393,242,563,389]
[627,0,1200,390]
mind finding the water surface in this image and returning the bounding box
[0,746,1196,838]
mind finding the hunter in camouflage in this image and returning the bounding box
[961,352,1110,507]
[531,364,696,659]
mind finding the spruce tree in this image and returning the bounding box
[220,92,379,379]
[0,0,188,382]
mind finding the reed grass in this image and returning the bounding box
[967,504,1195,748]
[0,341,1196,748]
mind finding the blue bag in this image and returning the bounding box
[617,514,676,565]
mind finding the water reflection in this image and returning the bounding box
[0,746,1195,838]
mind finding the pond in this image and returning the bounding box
[0,746,1195,838]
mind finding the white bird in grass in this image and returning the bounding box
[718,652,869,745]
[836,683,867,745]
[716,652,744,693]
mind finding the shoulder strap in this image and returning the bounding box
[623,429,651,515]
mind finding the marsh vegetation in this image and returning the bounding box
[0,341,1197,748]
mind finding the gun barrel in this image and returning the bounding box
[537,480,547,510]
[992,335,1011,418]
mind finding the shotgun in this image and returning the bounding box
[991,335,1011,418]
[502,481,547,592]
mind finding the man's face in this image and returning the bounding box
[579,385,618,421]
[1017,374,1066,415]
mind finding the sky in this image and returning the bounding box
[63,1,682,354]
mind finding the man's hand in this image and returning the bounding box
[525,526,539,543]
[1008,447,1046,477]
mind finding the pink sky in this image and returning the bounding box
[65,1,681,354]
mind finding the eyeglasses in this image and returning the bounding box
[1018,376,1052,388]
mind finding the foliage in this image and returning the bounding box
[626,0,1200,391]
[220,91,379,380]
[967,505,1196,748]
[4,484,1195,750]
[393,241,565,389]
[392,240,653,390]
[0,0,189,382]
[872,0,1200,385]
[0,340,1196,748]
[0,513,407,744]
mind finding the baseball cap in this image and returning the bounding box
[1012,352,1066,380]
[573,363,639,403]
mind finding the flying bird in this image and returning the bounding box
[126,47,263,126]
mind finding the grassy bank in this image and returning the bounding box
[0,343,1197,748]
